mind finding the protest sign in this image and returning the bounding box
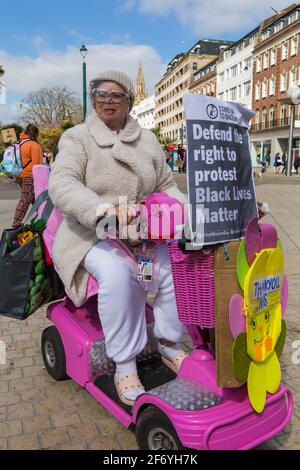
[184,93,257,246]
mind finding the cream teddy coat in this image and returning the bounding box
[48,112,185,307]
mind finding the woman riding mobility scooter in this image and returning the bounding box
[35,164,293,451]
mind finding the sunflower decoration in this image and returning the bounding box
[229,218,288,413]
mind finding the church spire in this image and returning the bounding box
[134,62,148,105]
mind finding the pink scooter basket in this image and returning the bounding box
[168,243,215,328]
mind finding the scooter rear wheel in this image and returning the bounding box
[136,406,185,450]
[41,326,68,381]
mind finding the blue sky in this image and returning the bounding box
[0,0,290,121]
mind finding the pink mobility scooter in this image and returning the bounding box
[35,166,293,450]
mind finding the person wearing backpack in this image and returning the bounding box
[12,124,43,227]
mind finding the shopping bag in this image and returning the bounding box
[0,192,64,320]
[176,159,184,169]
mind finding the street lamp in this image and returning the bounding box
[287,87,300,176]
[79,43,88,122]
[279,87,300,176]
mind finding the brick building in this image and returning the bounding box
[250,3,300,164]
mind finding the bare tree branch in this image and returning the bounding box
[22,86,83,127]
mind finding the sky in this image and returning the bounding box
[0,0,291,122]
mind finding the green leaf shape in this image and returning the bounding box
[275,319,286,358]
[236,238,250,291]
[232,332,251,383]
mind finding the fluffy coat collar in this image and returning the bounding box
[86,111,141,147]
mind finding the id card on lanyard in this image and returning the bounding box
[137,257,153,282]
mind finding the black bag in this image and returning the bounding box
[0,191,64,320]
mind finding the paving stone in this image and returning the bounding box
[39,427,70,449]
[7,402,34,420]
[23,414,52,434]
[9,433,40,450]
[34,398,63,415]
[116,431,138,450]
[88,435,120,450]
[0,419,22,438]
[0,438,8,449]
[52,409,81,428]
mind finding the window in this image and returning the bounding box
[244,80,251,97]
[290,68,297,87]
[244,57,252,70]
[230,87,237,101]
[262,79,268,98]
[255,110,260,129]
[226,69,230,80]
[262,29,270,40]
[231,65,237,77]
[274,21,284,33]
[255,82,261,100]
[262,108,267,129]
[256,56,261,72]
[192,62,198,70]
[269,76,275,95]
[237,84,242,99]
[269,106,275,126]
[238,61,243,73]
[288,11,299,24]
[220,71,225,82]
[280,105,287,125]
[291,36,298,56]
[280,72,287,92]
[282,42,288,60]
[263,52,269,69]
[270,48,276,65]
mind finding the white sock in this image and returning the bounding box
[115,359,144,401]
[157,341,183,362]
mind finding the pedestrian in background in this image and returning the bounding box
[294,153,300,174]
[12,124,43,227]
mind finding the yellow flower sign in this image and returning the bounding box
[231,237,287,413]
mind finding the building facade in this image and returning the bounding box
[131,94,155,129]
[155,39,233,144]
[216,29,257,109]
[189,59,217,96]
[250,4,300,164]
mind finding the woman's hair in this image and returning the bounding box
[25,124,39,141]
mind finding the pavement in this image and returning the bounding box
[0,173,299,450]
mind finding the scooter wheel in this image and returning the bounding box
[41,326,68,380]
[136,406,185,450]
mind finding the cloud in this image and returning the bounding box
[11,32,50,54]
[0,102,24,123]
[121,0,289,36]
[0,42,164,123]
[0,42,164,96]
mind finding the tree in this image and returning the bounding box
[150,127,176,146]
[21,86,83,128]
[39,127,63,155]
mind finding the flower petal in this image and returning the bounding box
[248,361,266,413]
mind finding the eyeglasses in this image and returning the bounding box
[93,90,129,104]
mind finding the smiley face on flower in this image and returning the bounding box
[230,242,287,413]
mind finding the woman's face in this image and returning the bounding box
[94,81,130,131]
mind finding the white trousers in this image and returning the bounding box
[83,240,184,363]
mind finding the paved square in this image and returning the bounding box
[0,175,299,450]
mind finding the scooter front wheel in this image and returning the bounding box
[41,326,68,381]
[136,406,185,450]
